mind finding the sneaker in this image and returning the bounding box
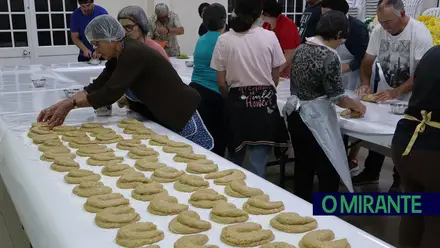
[349,160,360,176]
[352,171,379,186]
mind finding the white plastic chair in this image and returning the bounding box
[422,7,440,17]
[403,0,423,18]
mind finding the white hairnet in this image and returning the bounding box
[85,15,126,43]
[155,3,169,16]
[117,6,150,34]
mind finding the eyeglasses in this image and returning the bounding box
[123,24,137,32]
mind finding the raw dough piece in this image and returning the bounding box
[361,94,376,103]
[116,171,152,189]
[102,163,135,177]
[189,189,227,209]
[123,125,151,134]
[270,212,317,233]
[32,133,59,144]
[210,201,248,224]
[134,159,166,172]
[118,119,143,128]
[76,147,113,157]
[28,126,52,138]
[225,180,264,198]
[128,146,159,159]
[68,138,99,149]
[87,153,124,166]
[50,158,80,172]
[169,210,211,234]
[148,134,170,146]
[84,193,130,213]
[53,125,77,134]
[147,193,188,216]
[90,127,116,137]
[163,141,193,154]
[243,195,284,215]
[174,234,218,248]
[132,182,167,201]
[205,169,246,185]
[117,139,142,150]
[40,150,75,162]
[220,222,274,247]
[61,131,88,142]
[174,174,209,192]
[298,230,350,248]
[340,109,362,119]
[73,181,112,197]
[95,205,140,229]
[116,222,164,248]
[42,145,70,154]
[132,128,156,140]
[32,122,48,128]
[261,242,296,248]
[173,153,206,163]
[95,133,123,144]
[79,123,104,132]
[151,167,184,183]
[38,139,63,152]
[186,161,218,174]
[64,169,101,184]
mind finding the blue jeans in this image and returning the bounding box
[230,145,272,178]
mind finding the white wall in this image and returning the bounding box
[94,0,149,18]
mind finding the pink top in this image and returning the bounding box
[144,38,169,60]
[210,27,285,88]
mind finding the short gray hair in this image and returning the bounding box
[155,3,169,16]
[377,0,405,15]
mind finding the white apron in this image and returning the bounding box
[283,37,354,192]
[336,44,361,91]
[376,63,412,102]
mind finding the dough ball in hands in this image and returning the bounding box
[224,180,264,198]
[95,205,140,229]
[173,174,209,192]
[73,181,112,198]
[151,167,184,183]
[243,194,285,215]
[116,222,164,248]
[64,169,101,184]
[270,212,317,233]
[205,169,246,185]
[116,171,152,189]
[84,193,130,213]
[189,188,227,209]
[131,182,168,201]
[50,158,80,172]
[340,109,362,119]
[101,163,135,177]
[220,222,274,247]
[210,201,249,224]
[298,229,350,248]
[147,193,189,216]
[174,234,218,248]
[169,210,211,234]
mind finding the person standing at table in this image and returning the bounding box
[211,0,289,178]
[352,0,432,191]
[70,0,108,62]
[38,15,214,150]
[283,10,366,202]
[149,3,185,57]
[298,0,322,43]
[191,3,228,157]
[262,0,301,78]
[198,2,211,36]
[392,45,440,248]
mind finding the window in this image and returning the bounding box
[0,0,28,48]
[227,0,305,24]
[34,0,76,47]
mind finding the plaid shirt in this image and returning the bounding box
[149,11,182,57]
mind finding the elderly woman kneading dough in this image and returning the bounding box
[37,15,214,150]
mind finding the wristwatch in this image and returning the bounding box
[72,99,78,109]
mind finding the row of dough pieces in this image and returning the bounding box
[29,120,351,248]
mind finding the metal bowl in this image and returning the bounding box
[185,61,194,67]
[63,88,80,98]
[390,103,408,115]
[31,79,46,88]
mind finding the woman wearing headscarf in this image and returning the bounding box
[211,0,289,178]
[283,10,366,202]
[191,3,228,156]
[37,15,214,150]
[392,45,440,248]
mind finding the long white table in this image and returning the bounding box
[0,60,394,248]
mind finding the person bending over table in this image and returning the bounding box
[149,3,184,57]
[37,15,214,150]
[352,0,432,191]
[283,10,366,203]
[211,0,289,178]
[190,3,228,157]
[298,0,322,43]
[262,0,300,78]
[198,2,211,36]
[70,0,108,62]
[392,45,440,248]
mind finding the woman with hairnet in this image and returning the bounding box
[36,15,214,150]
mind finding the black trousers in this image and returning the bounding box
[363,150,400,184]
[77,54,105,62]
[189,83,227,157]
[287,111,340,203]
